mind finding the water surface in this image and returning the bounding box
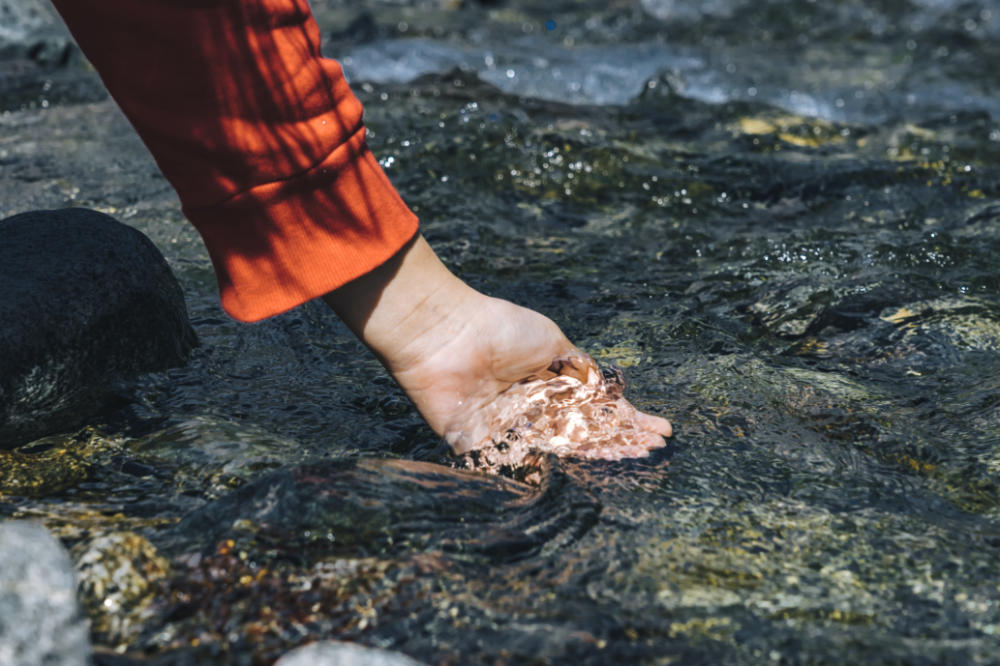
[2,0,1000,663]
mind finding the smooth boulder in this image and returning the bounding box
[0,521,91,666]
[0,208,196,446]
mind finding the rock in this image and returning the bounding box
[72,531,170,648]
[0,208,197,447]
[164,457,599,565]
[0,431,99,498]
[0,0,63,48]
[0,521,91,666]
[0,0,75,68]
[275,641,425,666]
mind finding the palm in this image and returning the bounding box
[390,296,672,461]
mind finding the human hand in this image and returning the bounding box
[324,235,671,461]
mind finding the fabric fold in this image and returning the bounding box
[51,0,418,321]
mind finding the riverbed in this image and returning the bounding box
[2,0,1000,663]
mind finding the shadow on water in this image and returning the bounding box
[2,0,1000,663]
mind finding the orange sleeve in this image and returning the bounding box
[50,0,419,321]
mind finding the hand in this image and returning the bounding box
[323,235,671,460]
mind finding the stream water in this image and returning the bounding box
[2,0,1000,663]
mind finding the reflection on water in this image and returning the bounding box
[2,0,1000,663]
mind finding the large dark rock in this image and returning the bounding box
[0,208,196,447]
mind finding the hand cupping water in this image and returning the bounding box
[462,354,671,468]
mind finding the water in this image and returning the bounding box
[457,360,670,468]
[2,0,1000,663]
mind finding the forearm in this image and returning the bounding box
[51,0,418,321]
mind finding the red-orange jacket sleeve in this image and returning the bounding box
[50,0,419,321]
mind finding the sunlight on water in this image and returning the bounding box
[3,0,1000,662]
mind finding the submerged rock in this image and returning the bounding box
[0,521,91,666]
[0,429,109,498]
[164,457,600,565]
[0,208,196,447]
[72,531,171,648]
[0,0,64,51]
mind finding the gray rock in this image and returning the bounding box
[72,531,170,648]
[0,208,196,447]
[275,641,425,666]
[0,0,63,47]
[0,521,91,666]
[0,0,73,69]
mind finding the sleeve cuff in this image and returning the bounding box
[184,139,419,322]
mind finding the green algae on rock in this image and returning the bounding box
[0,429,118,498]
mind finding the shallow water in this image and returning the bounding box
[2,0,1000,663]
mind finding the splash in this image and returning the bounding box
[461,356,668,472]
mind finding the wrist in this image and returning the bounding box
[321,234,479,373]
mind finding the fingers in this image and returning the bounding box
[546,353,599,384]
[635,411,672,438]
[599,430,667,460]
[549,356,672,440]
[634,429,669,452]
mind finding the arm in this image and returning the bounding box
[52,0,670,457]
[323,234,671,456]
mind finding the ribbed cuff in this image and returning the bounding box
[185,141,419,322]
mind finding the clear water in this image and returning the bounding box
[2,0,1000,663]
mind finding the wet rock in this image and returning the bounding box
[0,521,91,666]
[127,417,301,501]
[0,0,77,70]
[275,640,426,666]
[747,280,829,337]
[72,531,170,648]
[165,457,600,565]
[0,208,197,447]
[147,546,448,662]
[0,0,64,49]
[0,430,108,498]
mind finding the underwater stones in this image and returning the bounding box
[746,281,830,337]
[0,208,197,447]
[275,641,426,666]
[72,531,170,647]
[0,521,91,666]
[0,432,95,498]
[152,547,444,661]
[166,458,600,565]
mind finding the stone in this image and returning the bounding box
[72,531,171,648]
[0,208,197,447]
[164,457,599,565]
[275,640,426,666]
[0,521,91,666]
[0,0,63,48]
